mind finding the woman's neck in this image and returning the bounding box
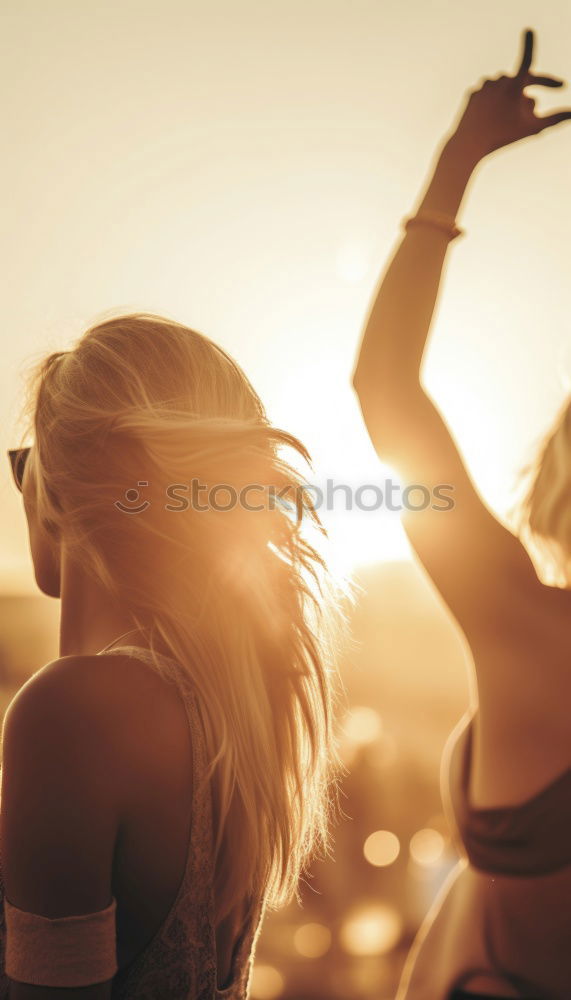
[58,553,148,657]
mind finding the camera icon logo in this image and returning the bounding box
[115,482,151,514]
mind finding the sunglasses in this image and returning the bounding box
[8,447,31,493]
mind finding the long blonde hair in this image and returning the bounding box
[24,313,347,921]
[517,395,571,586]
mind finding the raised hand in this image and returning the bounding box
[451,29,571,161]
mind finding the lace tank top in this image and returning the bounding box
[0,645,266,999]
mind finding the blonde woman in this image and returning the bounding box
[353,29,571,1000]
[2,315,343,999]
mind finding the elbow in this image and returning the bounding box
[351,366,408,423]
[351,355,370,395]
[352,389,401,463]
[352,361,417,400]
[351,370,423,465]
[352,362,422,412]
[351,375,364,403]
[351,363,375,400]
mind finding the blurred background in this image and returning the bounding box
[1,1,570,997]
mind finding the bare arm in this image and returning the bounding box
[354,131,477,406]
[1,662,121,1000]
[352,30,571,650]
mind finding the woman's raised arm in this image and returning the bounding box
[352,29,571,648]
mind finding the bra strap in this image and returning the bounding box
[97,629,147,655]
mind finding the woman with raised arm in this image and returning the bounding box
[2,315,344,999]
[352,29,571,1000]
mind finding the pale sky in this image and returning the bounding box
[1,0,570,590]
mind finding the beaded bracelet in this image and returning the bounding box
[403,210,464,241]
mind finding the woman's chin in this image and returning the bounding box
[34,565,61,599]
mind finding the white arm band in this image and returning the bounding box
[4,895,118,987]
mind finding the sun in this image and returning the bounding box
[322,497,412,574]
[304,452,413,574]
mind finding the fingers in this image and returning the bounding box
[526,74,565,88]
[533,109,571,133]
[514,28,534,84]
[511,28,567,94]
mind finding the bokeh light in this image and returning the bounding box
[409,828,445,866]
[6,5,562,998]
[293,922,332,959]
[342,706,383,746]
[363,829,401,867]
[250,964,285,1000]
[340,903,403,956]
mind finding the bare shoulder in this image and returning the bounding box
[472,570,571,665]
[2,651,182,770]
[8,649,173,710]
